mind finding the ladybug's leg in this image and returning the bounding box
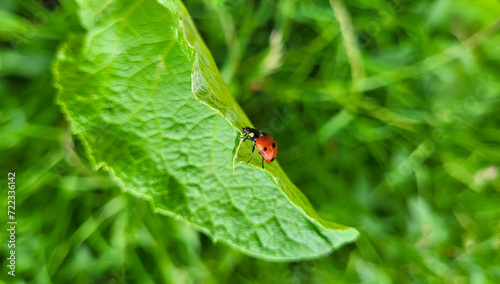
[259,152,264,168]
[239,135,248,142]
[246,143,256,164]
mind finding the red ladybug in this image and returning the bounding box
[240,127,278,168]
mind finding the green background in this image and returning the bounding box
[1,0,500,282]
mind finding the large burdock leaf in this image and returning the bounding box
[54,0,358,260]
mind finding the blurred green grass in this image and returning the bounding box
[1,0,500,283]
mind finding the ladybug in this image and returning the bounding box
[240,127,278,168]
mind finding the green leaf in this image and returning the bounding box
[54,0,358,260]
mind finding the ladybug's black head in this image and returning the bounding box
[242,126,260,140]
[242,127,252,134]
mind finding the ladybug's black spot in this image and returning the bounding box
[263,147,267,152]
[270,157,275,162]
[272,142,276,148]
